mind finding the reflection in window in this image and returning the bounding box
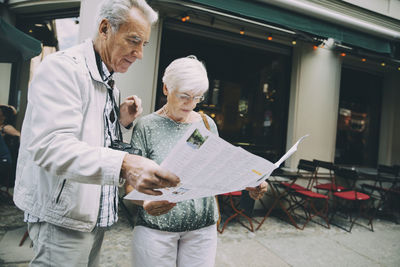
[335,68,382,167]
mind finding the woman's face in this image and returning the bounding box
[164,85,204,122]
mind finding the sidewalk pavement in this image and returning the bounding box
[1,193,400,267]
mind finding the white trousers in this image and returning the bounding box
[131,224,217,267]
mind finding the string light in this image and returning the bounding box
[181,15,190,22]
[336,53,398,70]
[194,20,398,71]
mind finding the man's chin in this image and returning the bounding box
[116,65,131,73]
[116,59,136,73]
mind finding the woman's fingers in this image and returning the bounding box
[143,201,176,216]
[247,181,268,200]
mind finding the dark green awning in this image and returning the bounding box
[0,17,42,62]
[189,0,392,54]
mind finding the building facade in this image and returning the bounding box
[2,0,400,169]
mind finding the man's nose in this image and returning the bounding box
[133,45,144,59]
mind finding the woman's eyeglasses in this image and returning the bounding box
[174,93,205,103]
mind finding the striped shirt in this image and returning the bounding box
[96,53,119,227]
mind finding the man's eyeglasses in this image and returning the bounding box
[174,93,205,103]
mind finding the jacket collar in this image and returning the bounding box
[83,39,105,84]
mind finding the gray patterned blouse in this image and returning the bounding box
[130,113,219,232]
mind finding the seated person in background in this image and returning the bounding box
[0,105,20,188]
[0,104,20,137]
[0,133,12,191]
[126,56,267,267]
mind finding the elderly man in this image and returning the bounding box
[13,0,179,265]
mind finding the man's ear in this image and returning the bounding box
[163,84,169,96]
[99,19,110,38]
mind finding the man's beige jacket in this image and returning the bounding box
[14,40,127,232]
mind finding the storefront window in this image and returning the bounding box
[156,27,291,162]
[335,67,382,167]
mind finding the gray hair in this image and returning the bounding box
[162,56,209,95]
[96,0,158,34]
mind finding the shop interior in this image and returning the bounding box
[335,67,383,167]
[156,23,292,162]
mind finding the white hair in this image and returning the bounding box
[162,56,209,95]
[95,0,158,34]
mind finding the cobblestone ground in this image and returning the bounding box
[0,191,27,267]
[2,191,400,267]
[0,194,25,232]
[99,208,134,267]
[0,192,135,267]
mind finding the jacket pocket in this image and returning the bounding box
[56,179,66,204]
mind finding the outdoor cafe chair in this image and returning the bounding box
[329,168,374,232]
[360,164,400,223]
[313,159,346,193]
[279,159,330,229]
[255,169,303,230]
[217,191,254,234]
[257,159,330,230]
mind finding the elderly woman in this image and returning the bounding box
[127,56,267,267]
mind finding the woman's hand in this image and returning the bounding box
[245,181,268,200]
[143,200,176,216]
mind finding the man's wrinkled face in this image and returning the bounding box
[100,7,151,73]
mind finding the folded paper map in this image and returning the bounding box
[125,124,308,202]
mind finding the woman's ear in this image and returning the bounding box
[162,84,169,96]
